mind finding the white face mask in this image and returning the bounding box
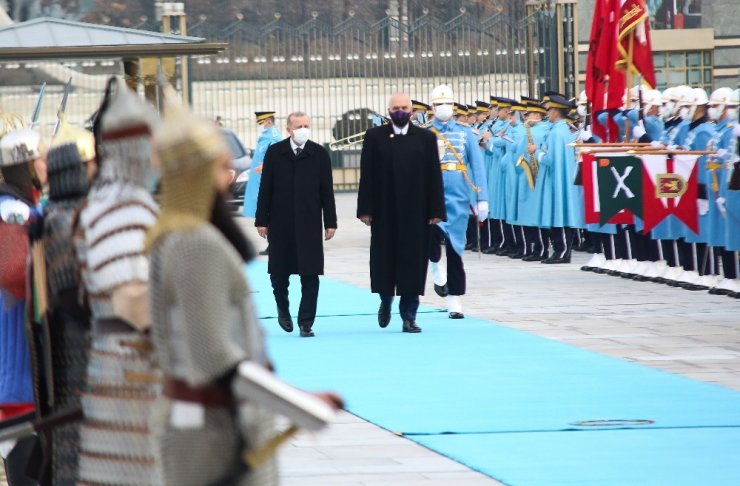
[576,105,587,117]
[678,106,690,119]
[727,108,738,120]
[434,104,454,122]
[708,106,722,121]
[292,127,311,146]
[660,101,674,119]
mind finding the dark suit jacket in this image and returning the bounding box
[255,138,337,276]
[357,123,446,295]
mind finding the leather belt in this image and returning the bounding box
[164,378,234,408]
[440,162,467,172]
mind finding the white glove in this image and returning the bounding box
[666,144,677,151]
[716,148,728,159]
[734,124,740,137]
[632,122,646,139]
[697,199,709,216]
[0,439,17,459]
[716,197,727,216]
[477,201,489,221]
[578,129,592,142]
[650,140,663,148]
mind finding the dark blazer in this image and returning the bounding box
[357,123,446,296]
[255,137,337,276]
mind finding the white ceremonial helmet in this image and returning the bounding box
[687,87,708,106]
[673,85,694,106]
[644,89,663,108]
[661,87,676,103]
[732,89,740,105]
[577,90,587,105]
[709,87,736,106]
[430,84,454,104]
[629,85,646,102]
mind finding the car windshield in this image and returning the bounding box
[223,130,247,159]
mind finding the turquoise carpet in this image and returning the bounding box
[246,262,740,485]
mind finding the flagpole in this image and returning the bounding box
[625,32,635,142]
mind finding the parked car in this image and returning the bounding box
[221,128,252,212]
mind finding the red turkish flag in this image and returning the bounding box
[641,154,699,234]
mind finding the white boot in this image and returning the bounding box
[447,295,464,319]
[643,260,667,280]
[582,253,606,271]
[660,265,683,284]
[430,260,447,286]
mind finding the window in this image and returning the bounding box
[651,0,703,30]
[652,50,712,91]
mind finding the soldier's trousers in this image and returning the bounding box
[429,226,466,295]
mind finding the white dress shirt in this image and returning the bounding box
[392,123,410,136]
[290,137,306,154]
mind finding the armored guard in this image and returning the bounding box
[74,77,162,485]
[0,123,46,484]
[40,120,96,485]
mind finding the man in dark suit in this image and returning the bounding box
[357,93,447,333]
[255,112,337,337]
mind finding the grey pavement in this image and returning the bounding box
[2,192,737,486]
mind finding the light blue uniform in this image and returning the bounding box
[504,116,526,224]
[487,119,512,220]
[680,118,715,244]
[537,120,582,228]
[708,118,735,248]
[243,125,282,217]
[514,121,551,227]
[431,119,489,256]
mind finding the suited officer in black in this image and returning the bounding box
[255,111,338,337]
[357,93,447,333]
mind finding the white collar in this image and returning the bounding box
[290,137,306,152]
[392,123,410,135]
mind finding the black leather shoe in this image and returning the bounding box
[464,243,475,251]
[448,312,464,319]
[434,283,449,297]
[299,327,315,337]
[543,257,571,264]
[522,254,544,262]
[494,247,510,256]
[402,320,422,333]
[709,287,732,295]
[481,247,499,255]
[277,310,293,333]
[508,251,525,259]
[378,302,391,328]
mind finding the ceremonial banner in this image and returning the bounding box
[582,152,636,225]
[597,155,643,224]
[616,0,657,88]
[641,153,699,234]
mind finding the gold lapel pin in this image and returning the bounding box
[389,134,395,139]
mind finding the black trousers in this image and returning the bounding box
[380,294,420,322]
[429,226,466,296]
[679,240,707,273]
[721,250,739,279]
[270,273,319,328]
[661,239,682,267]
[488,219,504,249]
[550,227,574,259]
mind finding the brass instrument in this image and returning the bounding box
[517,120,539,190]
[328,131,366,151]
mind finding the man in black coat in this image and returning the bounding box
[255,112,337,337]
[357,93,447,333]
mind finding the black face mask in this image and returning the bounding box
[389,110,412,128]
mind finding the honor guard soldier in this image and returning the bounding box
[535,94,582,263]
[0,123,47,485]
[411,100,431,126]
[74,77,162,485]
[244,111,282,255]
[707,88,740,295]
[485,97,516,255]
[427,85,488,318]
